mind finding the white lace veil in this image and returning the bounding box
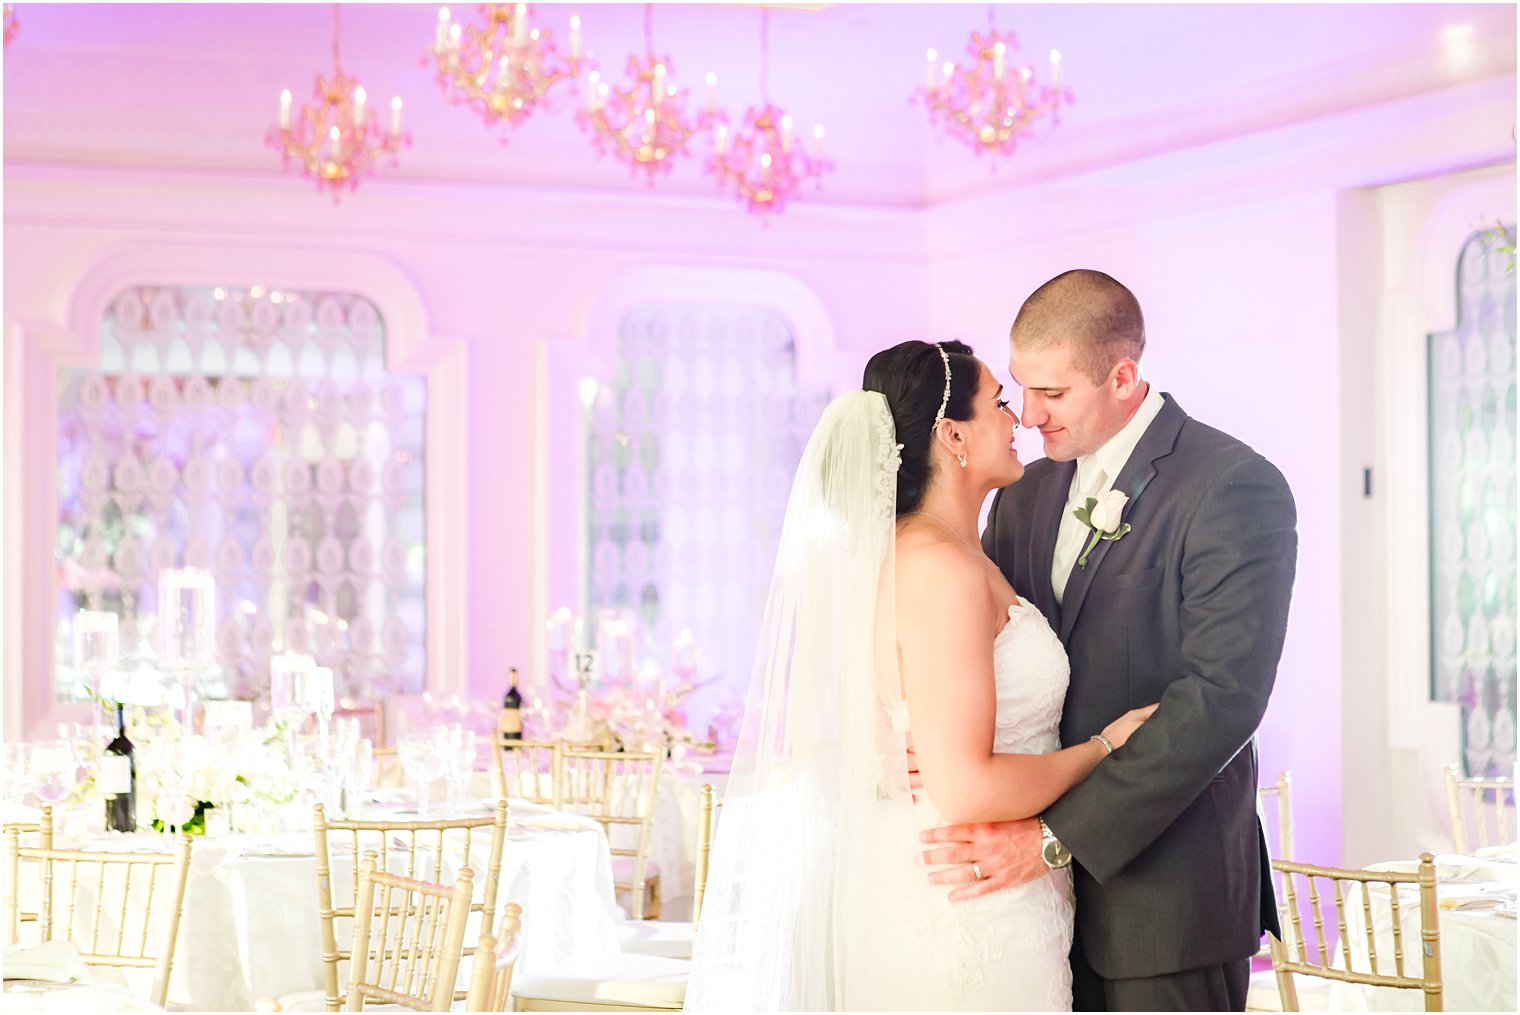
[685,389,910,1011]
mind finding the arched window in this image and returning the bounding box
[1427,226,1516,777]
[581,302,828,731]
[55,285,428,705]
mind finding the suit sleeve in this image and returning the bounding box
[1041,454,1298,883]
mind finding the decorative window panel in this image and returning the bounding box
[584,304,828,726]
[56,286,427,704]
[1428,227,1517,778]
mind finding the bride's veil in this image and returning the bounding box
[685,389,910,1011]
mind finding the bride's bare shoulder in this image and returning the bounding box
[896,528,987,597]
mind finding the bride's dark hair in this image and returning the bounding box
[862,339,980,516]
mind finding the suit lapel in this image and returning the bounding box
[1058,396,1186,643]
[1029,460,1074,631]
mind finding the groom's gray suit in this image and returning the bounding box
[982,394,1297,1011]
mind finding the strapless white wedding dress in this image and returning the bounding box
[844,600,1075,1012]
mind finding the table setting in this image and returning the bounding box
[1324,849,1518,1012]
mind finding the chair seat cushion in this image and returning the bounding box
[1246,970,1332,1012]
[510,952,689,1009]
[617,920,694,960]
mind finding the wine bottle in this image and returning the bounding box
[498,667,523,741]
[102,702,136,833]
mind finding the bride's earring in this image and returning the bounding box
[957,453,968,468]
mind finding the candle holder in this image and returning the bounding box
[158,567,216,731]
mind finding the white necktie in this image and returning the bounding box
[1052,460,1108,605]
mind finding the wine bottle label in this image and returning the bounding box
[101,755,133,796]
[498,709,522,735]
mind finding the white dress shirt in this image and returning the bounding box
[1051,384,1166,604]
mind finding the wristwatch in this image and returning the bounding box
[1039,818,1072,869]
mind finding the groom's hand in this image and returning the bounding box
[918,818,1046,901]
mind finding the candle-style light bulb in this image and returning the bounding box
[926,48,938,89]
[353,86,367,126]
[436,7,450,50]
[570,14,581,62]
[279,88,292,129]
[1050,49,1062,90]
[390,96,402,136]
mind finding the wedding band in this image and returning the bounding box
[971,861,985,881]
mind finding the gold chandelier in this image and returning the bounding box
[707,9,830,217]
[916,10,1070,161]
[429,4,585,139]
[576,3,719,185]
[268,4,410,200]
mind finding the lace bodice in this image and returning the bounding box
[991,600,1070,756]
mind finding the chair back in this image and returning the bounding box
[691,783,721,938]
[1,830,192,1008]
[557,748,663,919]
[1442,764,1514,855]
[335,701,388,748]
[1268,852,1442,1012]
[488,737,559,805]
[1258,770,1295,863]
[2,806,53,944]
[345,852,474,1012]
[463,903,523,1012]
[314,801,508,1010]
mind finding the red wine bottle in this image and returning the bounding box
[102,703,136,833]
[498,667,523,741]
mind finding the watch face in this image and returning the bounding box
[1043,839,1072,868]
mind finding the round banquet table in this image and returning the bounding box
[5,798,621,1011]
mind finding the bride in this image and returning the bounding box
[685,340,1155,1012]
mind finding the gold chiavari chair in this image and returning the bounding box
[1,830,193,1009]
[619,783,722,960]
[1247,773,1298,1011]
[489,737,560,805]
[294,801,508,1012]
[1267,853,1443,1012]
[2,805,53,944]
[344,852,475,1012]
[1443,763,1515,855]
[509,786,721,1010]
[335,700,388,749]
[372,747,406,790]
[464,903,524,1012]
[557,749,664,920]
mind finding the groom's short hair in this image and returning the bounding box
[1010,270,1145,384]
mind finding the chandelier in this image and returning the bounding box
[576,3,719,185]
[3,4,17,47]
[707,9,830,217]
[429,4,585,140]
[916,11,1070,161]
[268,4,411,201]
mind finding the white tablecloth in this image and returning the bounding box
[1324,852,1517,1012]
[8,799,621,1011]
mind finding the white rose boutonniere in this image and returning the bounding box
[1074,489,1132,567]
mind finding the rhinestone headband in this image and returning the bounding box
[931,343,952,436]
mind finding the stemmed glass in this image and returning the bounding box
[270,652,316,756]
[343,738,375,816]
[29,741,78,808]
[441,726,477,811]
[398,729,446,818]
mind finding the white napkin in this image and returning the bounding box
[2,941,92,984]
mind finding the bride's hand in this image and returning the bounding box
[1100,703,1158,751]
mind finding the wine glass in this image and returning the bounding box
[29,741,78,808]
[442,726,477,811]
[344,737,375,815]
[398,729,446,818]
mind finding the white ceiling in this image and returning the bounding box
[2,3,1514,207]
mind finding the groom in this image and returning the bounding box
[920,270,1298,1011]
